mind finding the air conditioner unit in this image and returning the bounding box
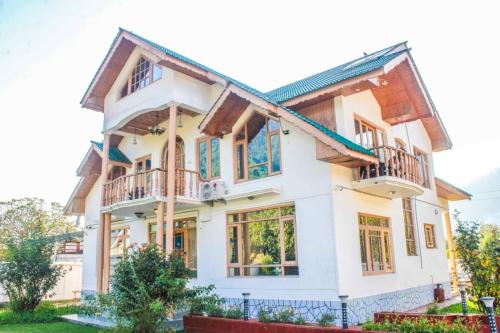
[200,180,228,201]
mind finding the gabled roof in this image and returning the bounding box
[91,141,132,164]
[266,43,407,103]
[435,177,472,201]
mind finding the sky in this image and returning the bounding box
[0,0,499,215]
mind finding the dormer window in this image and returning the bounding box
[120,56,162,98]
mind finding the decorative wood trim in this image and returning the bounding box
[424,223,437,248]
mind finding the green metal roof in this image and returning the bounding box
[265,43,407,103]
[91,141,132,164]
[84,28,395,157]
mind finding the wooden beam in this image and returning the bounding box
[156,202,165,248]
[97,133,110,293]
[102,212,112,292]
[444,211,459,293]
[165,105,177,254]
[96,213,105,293]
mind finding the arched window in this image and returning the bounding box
[120,56,162,98]
[234,112,281,181]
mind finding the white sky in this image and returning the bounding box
[0,0,499,205]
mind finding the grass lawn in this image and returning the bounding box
[439,301,481,314]
[0,322,106,333]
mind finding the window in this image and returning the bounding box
[120,56,162,98]
[402,198,417,256]
[197,137,220,180]
[234,112,281,182]
[226,203,298,277]
[395,138,407,151]
[133,155,152,198]
[424,224,436,248]
[358,214,394,274]
[110,227,129,259]
[354,116,385,149]
[148,217,197,274]
[109,166,126,180]
[414,147,430,188]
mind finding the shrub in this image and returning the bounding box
[0,301,79,325]
[362,317,475,333]
[207,304,224,317]
[224,306,243,319]
[257,308,273,323]
[187,285,224,316]
[317,313,334,327]
[294,316,307,325]
[425,302,441,315]
[273,308,295,323]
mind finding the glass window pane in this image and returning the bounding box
[281,205,295,216]
[383,232,392,270]
[145,159,151,170]
[247,113,268,180]
[210,138,220,178]
[111,229,129,257]
[199,141,207,179]
[359,229,367,272]
[246,208,278,221]
[229,226,239,264]
[187,228,197,272]
[153,64,162,81]
[241,220,281,266]
[268,118,280,132]
[369,230,383,272]
[354,119,362,145]
[236,144,245,179]
[270,134,281,173]
[249,164,268,180]
[366,127,374,148]
[283,220,296,262]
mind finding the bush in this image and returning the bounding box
[425,302,441,315]
[257,308,273,323]
[0,237,64,313]
[294,316,307,325]
[0,301,80,324]
[317,313,334,327]
[95,244,191,333]
[362,318,476,333]
[207,304,224,317]
[224,306,243,319]
[273,308,295,323]
[187,285,224,316]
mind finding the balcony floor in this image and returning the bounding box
[351,175,425,199]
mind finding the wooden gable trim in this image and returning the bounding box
[435,177,472,201]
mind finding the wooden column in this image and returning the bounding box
[165,104,177,254]
[102,212,112,292]
[444,211,459,292]
[156,202,165,249]
[97,133,110,293]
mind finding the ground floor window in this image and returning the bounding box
[424,223,436,248]
[358,214,394,274]
[110,227,129,259]
[148,217,197,274]
[226,203,298,277]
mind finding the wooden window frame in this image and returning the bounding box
[402,198,418,256]
[413,146,430,188]
[353,114,386,149]
[196,136,221,181]
[233,111,282,183]
[358,213,395,275]
[148,217,198,270]
[424,223,437,248]
[226,202,298,277]
[120,55,162,99]
[395,138,407,151]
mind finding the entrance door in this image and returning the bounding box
[162,136,185,195]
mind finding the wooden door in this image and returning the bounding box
[163,137,185,195]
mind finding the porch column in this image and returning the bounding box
[165,104,178,254]
[444,211,459,292]
[102,212,112,292]
[96,133,110,293]
[156,202,165,248]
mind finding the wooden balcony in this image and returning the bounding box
[352,145,425,198]
[102,168,201,217]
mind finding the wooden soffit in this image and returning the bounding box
[64,175,98,216]
[81,30,227,112]
[435,177,472,201]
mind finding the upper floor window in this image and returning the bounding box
[109,166,126,180]
[234,112,281,182]
[227,203,298,277]
[424,224,437,248]
[402,198,417,256]
[354,116,385,149]
[414,147,430,188]
[358,214,394,274]
[120,57,162,98]
[197,137,220,180]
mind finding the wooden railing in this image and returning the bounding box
[102,168,200,207]
[354,146,422,185]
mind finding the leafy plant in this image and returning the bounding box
[224,306,243,319]
[362,317,475,333]
[425,302,441,315]
[317,313,334,327]
[273,308,295,323]
[453,212,499,311]
[294,316,307,325]
[0,301,80,324]
[257,308,273,323]
[187,285,224,316]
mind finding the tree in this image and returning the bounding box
[0,198,75,312]
[453,211,499,311]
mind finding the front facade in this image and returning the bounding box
[65,29,467,324]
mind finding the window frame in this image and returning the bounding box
[196,136,221,181]
[119,55,162,99]
[353,115,386,149]
[424,223,437,248]
[413,146,431,188]
[233,111,282,183]
[358,213,395,275]
[395,138,407,151]
[402,198,418,256]
[226,202,298,277]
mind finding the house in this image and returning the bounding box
[64,28,471,323]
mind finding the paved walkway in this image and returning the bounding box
[406,296,460,313]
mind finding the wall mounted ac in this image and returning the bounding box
[199,180,228,201]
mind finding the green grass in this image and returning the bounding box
[0,322,105,333]
[439,301,482,314]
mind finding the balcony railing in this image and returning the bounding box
[102,168,200,207]
[354,145,422,185]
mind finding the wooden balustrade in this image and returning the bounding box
[354,146,422,185]
[102,168,200,207]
